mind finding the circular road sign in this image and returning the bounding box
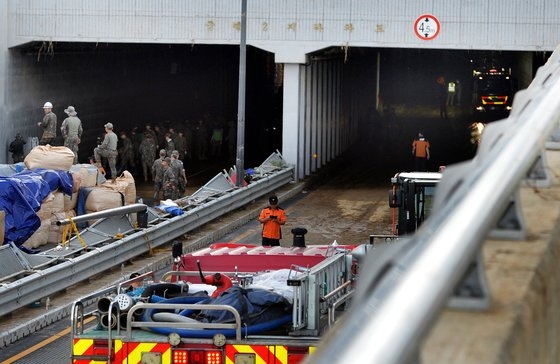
[414,14,440,40]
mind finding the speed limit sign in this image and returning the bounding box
[414,14,440,40]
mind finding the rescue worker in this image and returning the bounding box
[412,132,430,172]
[174,130,187,161]
[161,157,177,200]
[60,105,83,164]
[38,101,57,145]
[258,195,287,247]
[170,150,187,199]
[152,149,167,200]
[138,133,156,182]
[94,123,119,181]
[117,131,135,175]
[9,133,26,163]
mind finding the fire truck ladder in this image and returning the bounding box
[288,248,354,336]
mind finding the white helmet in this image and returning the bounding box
[43,102,53,109]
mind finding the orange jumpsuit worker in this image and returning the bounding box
[412,132,430,172]
[258,195,287,247]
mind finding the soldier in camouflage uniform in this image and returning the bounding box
[161,157,177,200]
[152,149,167,200]
[94,123,119,181]
[60,106,83,164]
[138,133,156,182]
[118,131,135,175]
[170,151,187,199]
[174,131,187,161]
[38,101,58,145]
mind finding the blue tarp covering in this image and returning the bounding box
[0,169,74,248]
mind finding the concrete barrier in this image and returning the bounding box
[422,148,560,363]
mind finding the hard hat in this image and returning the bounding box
[43,102,53,109]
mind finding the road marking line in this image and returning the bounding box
[0,316,96,364]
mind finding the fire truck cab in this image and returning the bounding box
[472,67,517,122]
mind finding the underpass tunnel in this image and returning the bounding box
[3,43,550,182]
[6,42,282,168]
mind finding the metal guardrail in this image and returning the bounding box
[307,47,560,363]
[0,151,294,318]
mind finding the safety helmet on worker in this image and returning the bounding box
[43,101,53,109]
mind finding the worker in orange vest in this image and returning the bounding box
[412,132,430,171]
[258,195,287,247]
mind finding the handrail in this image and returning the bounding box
[0,153,294,318]
[126,303,243,340]
[307,46,560,363]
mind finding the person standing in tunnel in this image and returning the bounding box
[161,157,177,201]
[38,101,58,145]
[436,77,448,119]
[117,131,135,175]
[139,133,156,182]
[412,132,430,172]
[152,149,167,201]
[9,133,26,163]
[60,105,82,164]
[94,123,119,181]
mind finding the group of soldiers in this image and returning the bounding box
[10,102,239,202]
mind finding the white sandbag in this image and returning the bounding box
[70,164,99,188]
[23,218,51,248]
[99,170,136,205]
[85,186,125,212]
[64,192,78,211]
[24,145,75,171]
[37,192,65,220]
[48,210,76,244]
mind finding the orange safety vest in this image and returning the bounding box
[413,139,430,158]
[259,206,286,239]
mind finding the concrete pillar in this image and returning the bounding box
[0,2,8,163]
[282,63,302,178]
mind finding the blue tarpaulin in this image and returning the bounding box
[0,169,74,248]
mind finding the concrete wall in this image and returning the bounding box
[0,2,8,162]
[7,0,560,53]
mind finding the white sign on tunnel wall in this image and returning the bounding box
[414,14,440,40]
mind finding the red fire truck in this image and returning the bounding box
[71,241,362,364]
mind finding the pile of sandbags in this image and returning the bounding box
[24,145,75,171]
[18,146,136,249]
[85,171,136,213]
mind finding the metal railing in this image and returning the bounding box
[306,47,560,363]
[0,151,294,318]
[289,251,353,335]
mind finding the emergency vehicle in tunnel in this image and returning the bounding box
[472,67,517,122]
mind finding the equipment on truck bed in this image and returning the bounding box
[71,242,361,364]
[389,171,442,236]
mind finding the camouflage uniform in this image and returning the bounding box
[174,132,187,160]
[139,135,156,182]
[152,153,166,200]
[94,125,119,180]
[60,112,83,164]
[118,133,135,175]
[39,110,57,145]
[161,162,177,200]
[170,157,187,199]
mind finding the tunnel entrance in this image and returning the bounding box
[11,42,283,168]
